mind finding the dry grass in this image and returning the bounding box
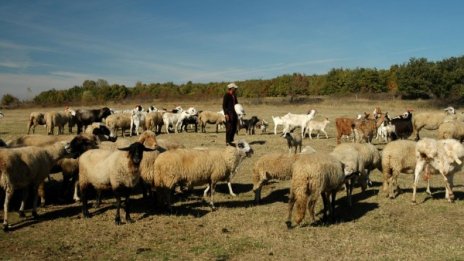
[1,97,464,260]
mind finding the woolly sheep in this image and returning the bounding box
[198,111,226,133]
[284,132,302,154]
[145,111,165,134]
[252,146,317,204]
[412,107,457,140]
[6,133,98,148]
[153,140,253,210]
[413,138,464,203]
[84,122,117,142]
[380,140,432,199]
[304,118,330,139]
[330,145,362,206]
[27,112,46,134]
[45,110,73,135]
[437,121,464,142]
[105,113,132,137]
[285,152,347,227]
[78,142,154,224]
[0,135,93,231]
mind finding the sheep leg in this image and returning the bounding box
[441,172,455,202]
[73,180,80,202]
[330,191,337,223]
[38,182,46,207]
[345,179,353,207]
[95,190,102,208]
[286,190,296,229]
[323,130,329,139]
[3,186,14,231]
[203,185,210,198]
[80,186,91,218]
[19,188,29,218]
[31,184,39,219]
[123,189,134,224]
[412,159,426,203]
[209,183,217,210]
[114,191,122,225]
[425,164,432,195]
[227,181,237,197]
[321,192,330,222]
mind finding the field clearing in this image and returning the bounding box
[1,97,464,260]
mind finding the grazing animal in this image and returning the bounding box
[284,132,302,154]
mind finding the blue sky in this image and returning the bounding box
[1,1,463,100]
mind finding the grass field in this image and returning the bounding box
[1,97,463,260]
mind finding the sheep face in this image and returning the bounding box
[69,134,99,158]
[237,140,253,157]
[118,142,154,165]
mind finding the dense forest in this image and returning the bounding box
[3,56,464,107]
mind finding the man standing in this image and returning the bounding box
[222,82,239,146]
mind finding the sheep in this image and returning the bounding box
[6,133,99,148]
[45,110,74,135]
[180,114,198,133]
[145,111,164,134]
[380,140,432,199]
[237,116,260,135]
[27,112,46,134]
[153,140,253,210]
[283,132,302,154]
[330,144,362,206]
[198,111,226,133]
[412,138,464,203]
[78,142,154,224]
[437,121,464,142]
[304,118,330,139]
[285,152,347,227]
[84,122,117,142]
[272,115,285,135]
[255,119,269,134]
[105,113,132,137]
[0,135,93,231]
[281,109,317,137]
[412,107,456,140]
[252,146,317,204]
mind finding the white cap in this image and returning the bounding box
[227,82,238,89]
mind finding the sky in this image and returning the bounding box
[1,1,463,100]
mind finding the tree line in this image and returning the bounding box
[2,56,464,107]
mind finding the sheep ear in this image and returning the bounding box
[118,146,131,151]
[144,147,156,152]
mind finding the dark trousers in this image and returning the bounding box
[225,116,238,143]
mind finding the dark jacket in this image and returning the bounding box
[222,92,238,118]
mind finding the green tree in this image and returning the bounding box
[1,94,20,107]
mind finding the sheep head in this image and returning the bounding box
[118,142,155,165]
[236,140,253,157]
[68,134,99,158]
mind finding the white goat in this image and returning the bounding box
[272,116,285,135]
[282,109,317,137]
[304,118,330,139]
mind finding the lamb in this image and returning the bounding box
[412,106,456,140]
[252,146,317,204]
[27,112,46,134]
[153,140,253,210]
[105,113,132,137]
[283,132,302,154]
[78,142,154,224]
[380,140,431,199]
[412,138,464,203]
[304,118,330,139]
[198,111,226,133]
[437,121,464,142]
[285,152,347,227]
[0,135,92,231]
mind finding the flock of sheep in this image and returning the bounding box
[1,103,464,231]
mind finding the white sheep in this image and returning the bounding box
[198,111,226,133]
[304,118,330,139]
[0,135,91,231]
[286,152,347,227]
[412,138,464,203]
[130,110,147,136]
[252,146,317,204]
[153,140,253,210]
[381,140,432,199]
[27,112,46,134]
[437,121,464,142]
[330,144,362,206]
[78,142,154,224]
[283,132,302,154]
[105,113,132,137]
[412,106,458,140]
